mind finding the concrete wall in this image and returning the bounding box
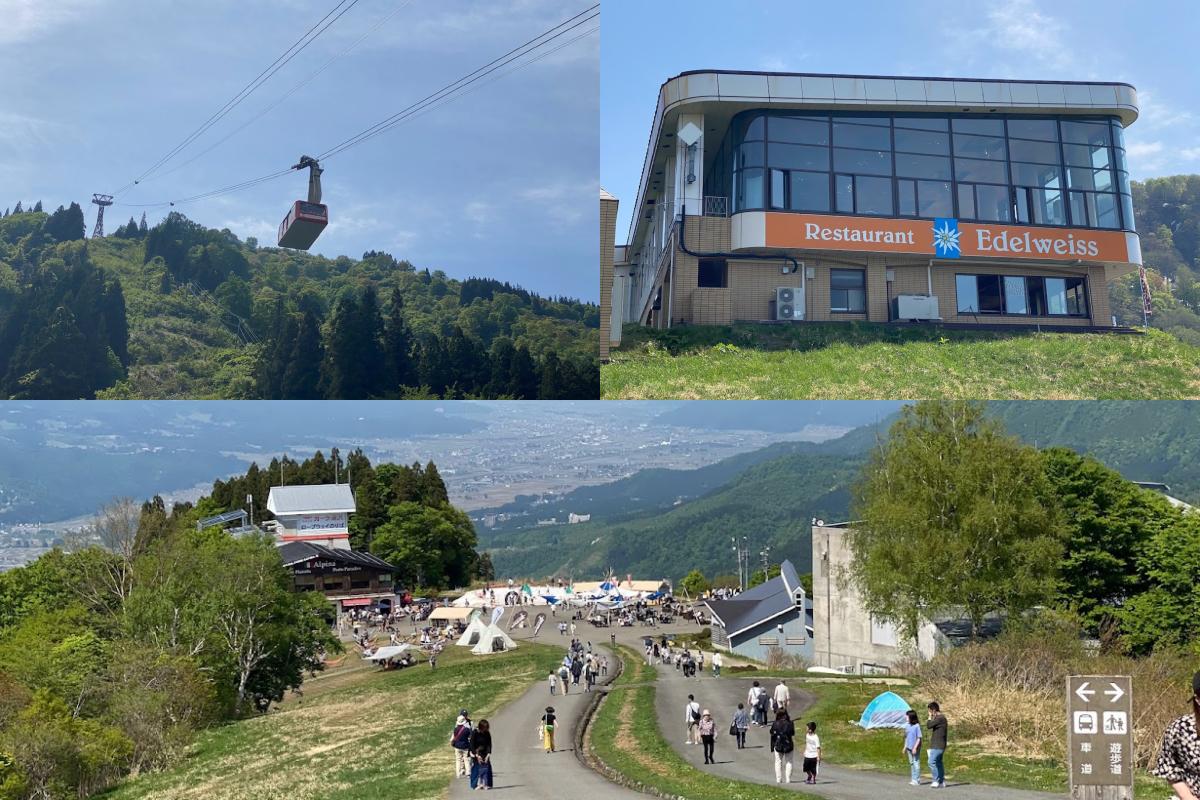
[811,524,939,671]
[600,192,617,360]
[664,215,1113,326]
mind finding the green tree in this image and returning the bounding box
[369,502,478,590]
[383,287,413,390]
[747,564,781,588]
[1118,513,1200,654]
[280,308,323,399]
[847,401,1064,642]
[679,569,710,597]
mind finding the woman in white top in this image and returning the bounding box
[802,721,821,785]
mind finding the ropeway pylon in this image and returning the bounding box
[91,194,114,238]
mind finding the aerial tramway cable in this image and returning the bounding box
[114,5,599,211]
[112,0,363,195]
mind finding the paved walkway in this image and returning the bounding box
[610,625,1064,800]
[448,624,643,799]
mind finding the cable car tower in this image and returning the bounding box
[91,194,114,238]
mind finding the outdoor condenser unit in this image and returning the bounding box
[892,294,941,321]
[775,286,804,321]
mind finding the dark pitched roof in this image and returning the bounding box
[704,559,804,639]
[277,540,395,572]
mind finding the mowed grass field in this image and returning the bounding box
[601,323,1200,399]
[103,643,560,800]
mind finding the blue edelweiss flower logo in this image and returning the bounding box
[932,218,961,259]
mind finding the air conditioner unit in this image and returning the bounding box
[892,294,941,321]
[775,286,804,321]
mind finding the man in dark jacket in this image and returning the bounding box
[770,709,796,784]
[927,701,948,788]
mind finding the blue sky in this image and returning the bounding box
[602,0,1200,242]
[0,0,599,300]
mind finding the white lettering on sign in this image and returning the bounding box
[803,222,915,246]
[976,229,1099,258]
[297,513,347,533]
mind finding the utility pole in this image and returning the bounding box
[91,194,113,238]
[759,546,771,586]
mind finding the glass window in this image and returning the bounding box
[1046,278,1068,314]
[956,274,979,314]
[1112,147,1127,173]
[895,153,952,180]
[698,259,727,288]
[975,184,1012,222]
[768,142,829,171]
[1010,161,1063,189]
[833,122,891,149]
[770,169,786,209]
[735,141,764,169]
[736,167,764,211]
[741,114,765,141]
[1116,170,1130,195]
[953,133,1007,160]
[836,114,890,127]
[830,268,866,313]
[834,147,891,176]
[770,117,829,145]
[1069,191,1088,226]
[894,128,950,155]
[917,180,954,218]
[1063,143,1110,169]
[1064,277,1087,315]
[957,183,976,219]
[1006,118,1058,140]
[1004,276,1028,314]
[1120,193,1135,230]
[1027,277,1048,315]
[790,171,830,212]
[894,116,948,131]
[1032,187,1066,225]
[1111,119,1126,150]
[898,178,917,216]
[955,157,1008,183]
[1060,120,1110,147]
[977,274,1003,313]
[854,175,893,215]
[1009,138,1060,164]
[835,174,854,213]
[1095,193,1119,229]
[952,118,1004,135]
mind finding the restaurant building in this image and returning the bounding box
[277,540,398,614]
[266,483,356,549]
[613,71,1141,330]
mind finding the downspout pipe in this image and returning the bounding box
[678,206,803,317]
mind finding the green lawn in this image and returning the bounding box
[602,323,1200,399]
[103,643,561,800]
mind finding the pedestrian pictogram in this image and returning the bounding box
[1067,675,1133,799]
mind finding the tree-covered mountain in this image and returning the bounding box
[482,402,1200,583]
[0,204,599,399]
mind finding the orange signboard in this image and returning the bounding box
[763,213,1134,263]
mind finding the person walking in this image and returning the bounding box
[541,706,557,753]
[749,681,766,725]
[927,701,948,788]
[469,718,493,790]
[548,670,558,696]
[773,679,791,713]
[685,694,702,744]
[712,650,723,677]
[802,721,822,784]
[699,709,717,764]
[732,702,749,749]
[903,709,923,785]
[451,710,473,779]
[770,709,796,784]
[558,664,570,695]
[1152,671,1200,799]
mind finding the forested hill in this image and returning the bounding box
[0,204,598,399]
[482,401,1200,582]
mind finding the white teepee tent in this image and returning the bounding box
[456,616,488,647]
[470,623,518,655]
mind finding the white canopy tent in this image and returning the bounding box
[470,623,518,655]
[455,617,489,647]
[364,644,411,661]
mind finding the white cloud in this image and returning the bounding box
[1179,147,1200,161]
[1126,141,1164,159]
[1135,90,1195,131]
[464,200,494,226]
[0,0,102,45]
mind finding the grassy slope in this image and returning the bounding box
[602,323,1200,399]
[103,643,560,800]
[592,649,1167,798]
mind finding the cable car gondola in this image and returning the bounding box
[277,155,328,250]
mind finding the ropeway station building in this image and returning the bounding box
[604,70,1142,345]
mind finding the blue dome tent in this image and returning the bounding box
[856,691,912,729]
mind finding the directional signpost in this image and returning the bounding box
[1067,675,1134,799]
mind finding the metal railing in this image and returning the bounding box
[702,195,729,217]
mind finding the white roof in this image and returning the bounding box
[267,484,356,515]
[430,606,477,621]
[365,644,410,661]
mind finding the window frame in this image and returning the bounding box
[829,267,867,313]
[954,272,1090,318]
